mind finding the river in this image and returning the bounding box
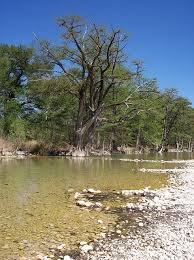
[0,153,193,259]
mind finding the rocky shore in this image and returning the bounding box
[86,161,194,260]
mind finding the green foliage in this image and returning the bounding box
[0,17,193,152]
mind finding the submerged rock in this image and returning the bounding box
[76,200,94,208]
[95,202,103,208]
[76,200,103,209]
[87,188,101,194]
[67,188,74,193]
[74,192,82,199]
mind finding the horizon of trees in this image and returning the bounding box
[0,15,194,154]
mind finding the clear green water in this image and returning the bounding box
[0,154,192,259]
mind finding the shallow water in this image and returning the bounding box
[0,153,193,259]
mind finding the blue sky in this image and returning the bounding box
[1,0,194,105]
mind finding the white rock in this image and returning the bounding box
[81,244,93,253]
[2,151,13,156]
[72,150,86,157]
[100,232,106,238]
[76,200,94,208]
[97,219,103,224]
[76,200,86,206]
[85,201,94,207]
[57,243,65,250]
[95,202,103,208]
[153,196,161,204]
[74,192,81,199]
[121,190,133,197]
[15,150,26,156]
[80,241,87,246]
[143,187,150,192]
[36,255,48,260]
[87,188,96,193]
[87,188,101,194]
[67,188,74,193]
[125,203,135,209]
[138,205,144,211]
[63,256,73,260]
[138,222,144,227]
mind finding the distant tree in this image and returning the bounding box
[170,107,194,151]
[158,89,191,152]
[0,44,51,139]
[0,45,33,137]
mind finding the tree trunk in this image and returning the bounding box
[74,104,103,150]
[96,132,100,149]
[74,90,85,149]
[158,115,169,152]
[176,138,180,151]
[136,125,141,150]
[3,99,10,137]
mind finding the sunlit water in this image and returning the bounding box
[0,153,193,259]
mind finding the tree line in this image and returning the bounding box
[0,15,193,154]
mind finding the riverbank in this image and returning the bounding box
[1,138,193,158]
[87,160,194,260]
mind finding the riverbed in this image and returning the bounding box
[0,153,193,259]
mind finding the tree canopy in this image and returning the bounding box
[0,16,193,154]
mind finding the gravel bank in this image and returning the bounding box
[88,161,194,260]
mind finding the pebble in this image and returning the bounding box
[100,232,106,238]
[74,192,81,199]
[80,241,87,246]
[87,188,101,194]
[63,256,72,260]
[67,188,74,193]
[36,254,48,260]
[76,200,94,208]
[95,202,103,208]
[81,244,93,253]
[57,244,65,250]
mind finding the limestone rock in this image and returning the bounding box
[72,150,86,157]
[80,244,93,253]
